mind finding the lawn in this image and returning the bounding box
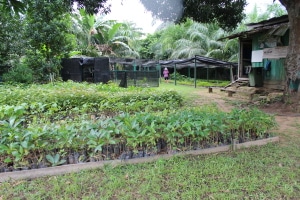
[0,83,300,199]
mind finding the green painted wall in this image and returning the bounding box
[250,30,289,82]
[263,58,285,81]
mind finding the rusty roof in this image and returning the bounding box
[219,15,289,40]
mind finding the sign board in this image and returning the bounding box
[251,50,264,62]
[263,46,288,59]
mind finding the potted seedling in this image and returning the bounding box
[46,153,66,167]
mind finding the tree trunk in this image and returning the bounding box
[280,0,300,94]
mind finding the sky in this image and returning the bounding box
[104,0,281,34]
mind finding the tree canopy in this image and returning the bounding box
[0,0,111,16]
[139,0,247,30]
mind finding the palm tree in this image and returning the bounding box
[113,21,144,58]
[170,21,227,60]
[71,9,99,56]
[142,19,234,61]
[150,22,187,60]
[94,20,143,57]
[72,10,143,57]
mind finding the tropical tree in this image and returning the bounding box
[71,9,99,57]
[171,22,227,59]
[0,0,25,16]
[72,10,143,58]
[139,20,235,61]
[0,0,110,16]
[139,33,160,59]
[24,0,76,81]
[148,22,188,60]
[93,19,142,57]
[140,0,247,31]
[113,21,144,58]
[0,10,26,69]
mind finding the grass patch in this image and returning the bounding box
[156,82,202,105]
[1,143,300,199]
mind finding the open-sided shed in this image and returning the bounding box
[142,55,237,88]
[61,56,237,88]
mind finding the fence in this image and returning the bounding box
[110,70,160,87]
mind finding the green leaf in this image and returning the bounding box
[4,157,12,163]
[46,154,55,164]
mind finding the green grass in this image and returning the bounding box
[156,81,202,104]
[1,83,300,199]
[1,143,300,199]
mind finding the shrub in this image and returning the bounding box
[2,63,34,84]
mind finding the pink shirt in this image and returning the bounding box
[163,70,169,77]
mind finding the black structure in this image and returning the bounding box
[109,57,160,87]
[61,57,110,83]
[111,70,160,88]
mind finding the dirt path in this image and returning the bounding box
[272,115,300,144]
[192,87,249,112]
[193,87,300,144]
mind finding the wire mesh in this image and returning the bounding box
[110,70,160,87]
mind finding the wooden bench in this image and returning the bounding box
[221,88,256,100]
[227,90,236,97]
[220,88,236,97]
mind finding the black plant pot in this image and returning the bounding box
[73,152,80,164]
[30,163,38,169]
[68,154,75,164]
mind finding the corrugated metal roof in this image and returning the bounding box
[219,15,289,40]
[266,23,289,36]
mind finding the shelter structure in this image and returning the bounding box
[220,15,299,93]
[61,57,110,83]
[109,57,159,87]
[61,56,237,88]
[109,56,237,88]
[142,55,237,88]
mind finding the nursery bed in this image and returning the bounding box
[0,136,279,182]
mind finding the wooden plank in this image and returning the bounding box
[264,80,285,90]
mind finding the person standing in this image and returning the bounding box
[163,67,169,83]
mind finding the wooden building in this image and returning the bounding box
[222,15,299,92]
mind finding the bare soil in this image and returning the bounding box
[193,87,300,145]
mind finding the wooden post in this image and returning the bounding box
[232,139,237,151]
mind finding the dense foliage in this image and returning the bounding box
[140,0,247,31]
[0,0,110,16]
[24,0,76,81]
[138,20,237,61]
[0,0,288,83]
[0,11,25,69]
